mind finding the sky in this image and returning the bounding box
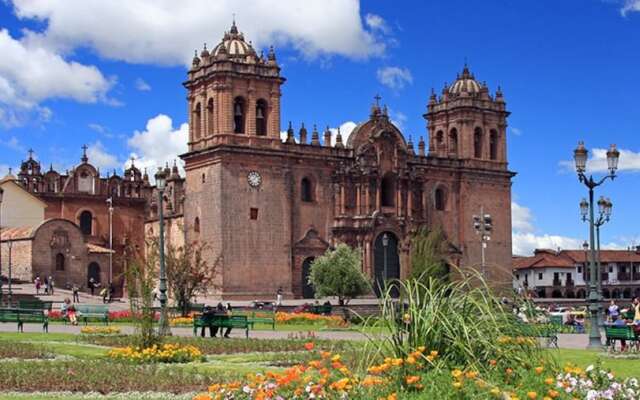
[0,0,639,256]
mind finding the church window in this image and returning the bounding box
[202,173,206,183]
[301,177,314,202]
[194,217,200,233]
[474,128,483,158]
[250,208,259,220]
[207,98,214,135]
[449,128,458,155]
[381,173,395,207]
[79,210,93,235]
[233,97,245,134]
[256,99,268,136]
[193,103,202,140]
[436,130,444,150]
[55,253,65,271]
[489,130,498,160]
[434,187,446,211]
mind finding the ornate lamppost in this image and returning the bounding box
[7,239,12,303]
[155,168,170,336]
[106,197,114,285]
[573,141,619,348]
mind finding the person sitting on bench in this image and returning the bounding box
[61,297,78,325]
[200,305,217,338]
[213,303,233,338]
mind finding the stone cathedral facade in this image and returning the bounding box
[181,22,515,299]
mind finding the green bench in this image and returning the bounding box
[605,326,638,352]
[74,305,109,325]
[19,300,54,312]
[193,314,250,338]
[0,308,48,332]
[518,323,558,348]
[241,311,276,330]
[309,304,332,315]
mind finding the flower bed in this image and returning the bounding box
[81,326,121,335]
[0,342,52,360]
[170,316,194,326]
[193,343,639,400]
[108,343,203,364]
[275,312,348,328]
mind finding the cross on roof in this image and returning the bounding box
[81,144,88,155]
[374,94,381,107]
[130,155,136,167]
[27,148,34,159]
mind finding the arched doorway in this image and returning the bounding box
[373,232,400,297]
[87,262,101,287]
[79,210,92,235]
[301,257,315,299]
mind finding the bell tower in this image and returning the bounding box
[424,66,509,169]
[184,21,285,151]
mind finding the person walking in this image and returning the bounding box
[72,284,80,303]
[43,276,49,295]
[89,277,95,296]
[276,287,283,307]
[108,282,115,303]
[34,276,41,295]
[100,287,108,304]
[48,276,54,295]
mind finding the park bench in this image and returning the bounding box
[0,308,48,332]
[193,314,250,338]
[309,304,332,315]
[605,326,638,352]
[74,304,109,325]
[240,310,276,330]
[518,323,558,348]
[18,300,54,312]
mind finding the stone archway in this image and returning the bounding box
[373,232,400,297]
[87,262,101,287]
[301,257,315,299]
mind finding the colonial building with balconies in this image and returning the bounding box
[513,248,640,299]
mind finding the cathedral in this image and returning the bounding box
[181,22,515,299]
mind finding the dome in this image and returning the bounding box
[448,66,482,94]
[212,21,256,59]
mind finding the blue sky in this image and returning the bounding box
[0,0,639,255]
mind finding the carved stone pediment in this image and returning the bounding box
[294,228,330,251]
[50,229,70,249]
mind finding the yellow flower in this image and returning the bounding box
[452,381,462,389]
[451,369,463,379]
[527,392,538,399]
[405,375,421,385]
[535,366,544,375]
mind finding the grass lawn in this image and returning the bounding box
[550,348,640,379]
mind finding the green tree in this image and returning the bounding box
[166,240,218,316]
[410,225,450,282]
[309,243,370,305]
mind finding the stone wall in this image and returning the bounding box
[0,239,32,282]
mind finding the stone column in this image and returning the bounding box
[355,183,361,215]
[375,178,381,210]
[340,183,346,215]
[270,88,281,140]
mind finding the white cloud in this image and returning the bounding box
[88,123,107,134]
[510,127,522,136]
[0,28,114,128]
[389,110,407,131]
[377,66,413,90]
[559,147,640,173]
[135,78,152,91]
[126,114,188,174]
[511,202,535,233]
[364,13,390,34]
[328,121,357,146]
[621,0,640,15]
[0,136,26,153]
[86,141,120,171]
[11,0,387,65]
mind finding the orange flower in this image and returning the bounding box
[547,389,559,398]
[405,375,421,385]
[527,392,538,399]
[193,395,212,400]
[489,359,497,366]
[535,366,544,375]
[304,342,315,351]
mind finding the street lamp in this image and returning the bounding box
[7,240,11,303]
[155,168,170,336]
[382,233,389,291]
[593,197,612,296]
[473,207,493,278]
[572,141,619,349]
[106,197,114,286]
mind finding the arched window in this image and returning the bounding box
[256,99,267,136]
[381,173,395,207]
[201,173,205,183]
[434,187,446,211]
[79,210,93,235]
[449,128,458,155]
[436,130,444,150]
[301,177,313,202]
[55,253,65,271]
[193,103,202,140]
[194,217,200,233]
[207,98,214,135]
[233,97,245,134]
[474,128,483,158]
[489,130,498,160]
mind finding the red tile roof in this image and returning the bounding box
[0,227,35,241]
[513,248,640,270]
